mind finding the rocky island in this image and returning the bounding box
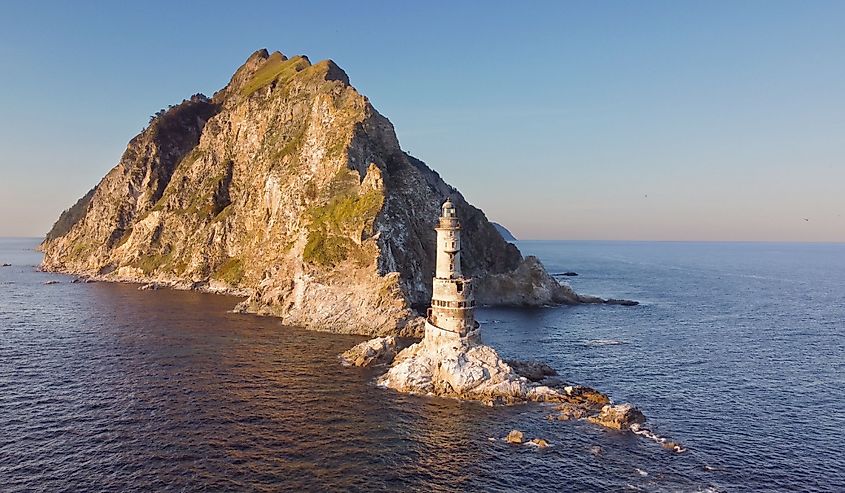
[40,48,625,336]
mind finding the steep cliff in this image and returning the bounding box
[41,49,581,336]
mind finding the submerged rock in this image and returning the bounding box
[587,403,646,430]
[605,299,639,306]
[1,263,11,267]
[139,282,163,291]
[44,280,59,285]
[339,336,398,367]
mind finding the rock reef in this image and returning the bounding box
[342,335,670,440]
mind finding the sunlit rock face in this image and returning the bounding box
[41,48,580,335]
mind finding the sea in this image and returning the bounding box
[1,237,843,492]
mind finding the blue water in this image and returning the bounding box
[1,238,843,491]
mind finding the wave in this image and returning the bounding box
[630,424,686,453]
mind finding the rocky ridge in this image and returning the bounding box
[343,334,659,433]
[40,49,603,336]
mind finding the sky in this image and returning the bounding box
[0,1,843,241]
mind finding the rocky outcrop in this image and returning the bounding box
[40,48,601,336]
[587,403,646,430]
[339,336,398,367]
[475,256,582,305]
[377,337,532,405]
[506,359,558,383]
[350,335,659,436]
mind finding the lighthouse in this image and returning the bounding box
[424,199,480,346]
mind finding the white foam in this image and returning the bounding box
[630,424,686,453]
[583,339,626,346]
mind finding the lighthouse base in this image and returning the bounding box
[423,320,481,347]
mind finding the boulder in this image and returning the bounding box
[339,336,398,367]
[506,430,524,444]
[587,403,646,430]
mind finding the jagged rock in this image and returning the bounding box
[561,385,612,407]
[587,403,646,430]
[506,430,524,444]
[506,360,558,382]
[39,49,599,336]
[339,336,398,367]
[529,438,550,448]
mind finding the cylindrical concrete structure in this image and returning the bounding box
[426,200,479,344]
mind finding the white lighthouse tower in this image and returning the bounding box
[424,199,480,346]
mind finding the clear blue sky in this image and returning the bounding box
[1,1,843,241]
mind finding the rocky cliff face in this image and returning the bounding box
[41,49,580,336]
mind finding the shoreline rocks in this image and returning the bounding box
[341,336,677,446]
[339,336,398,367]
[505,360,558,383]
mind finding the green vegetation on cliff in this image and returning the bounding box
[241,54,311,97]
[303,184,383,267]
[214,257,244,285]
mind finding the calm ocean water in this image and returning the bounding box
[1,238,843,492]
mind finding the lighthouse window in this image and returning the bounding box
[456,281,464,293]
